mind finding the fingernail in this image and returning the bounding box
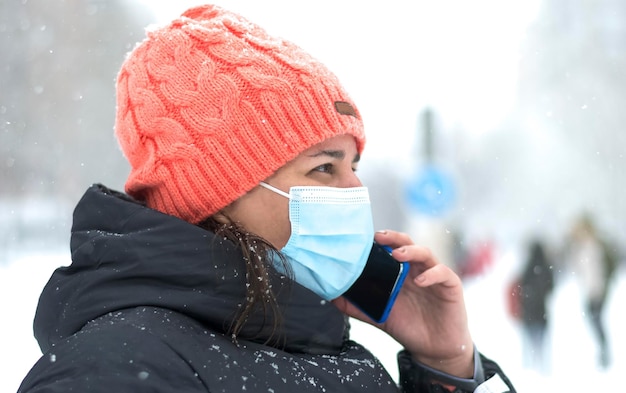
[376,230,388,234]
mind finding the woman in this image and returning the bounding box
[519,240,554,373]
[18,5,515,392]
[568,215,613,369]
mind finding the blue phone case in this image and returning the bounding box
[344,243,411,323]
[376,245,410,323]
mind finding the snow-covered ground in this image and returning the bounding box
[1,249,623,392]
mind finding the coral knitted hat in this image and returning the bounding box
[115,4,365,223]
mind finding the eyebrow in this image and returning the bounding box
[308,149,360,163]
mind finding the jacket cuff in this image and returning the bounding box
[397,347,515,393]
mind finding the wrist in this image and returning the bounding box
[398,345,485,392]
[413,344,474,378]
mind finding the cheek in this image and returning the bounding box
[224,187,293,249]
[263,199,292,249]
[276,207,293,249]
[231,192,291,249]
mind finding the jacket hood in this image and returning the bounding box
[34,184,348,354]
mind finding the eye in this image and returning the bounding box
[312,163,334,174]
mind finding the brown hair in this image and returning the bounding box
[197,215,292,346]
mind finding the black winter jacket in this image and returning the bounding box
[18,185,515,392]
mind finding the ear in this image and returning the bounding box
[212,210,232,225]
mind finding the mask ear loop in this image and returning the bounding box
[259,182,292,199]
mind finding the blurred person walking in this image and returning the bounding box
[566,214,617,369]
[518,239,554,374]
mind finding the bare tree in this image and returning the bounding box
[1,0,154,201]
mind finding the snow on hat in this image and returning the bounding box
[114,4,365,223]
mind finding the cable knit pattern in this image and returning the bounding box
[115,4,365,223]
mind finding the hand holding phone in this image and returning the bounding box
[343,242,409,323]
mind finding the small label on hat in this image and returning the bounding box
[334,101,357,118]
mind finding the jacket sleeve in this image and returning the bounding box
[397,347,516,393]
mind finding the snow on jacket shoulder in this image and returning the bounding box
[19,306,398,392]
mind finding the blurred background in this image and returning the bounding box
[1,0,624,392]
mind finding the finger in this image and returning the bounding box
[374,230,414,248]
[414,263,461,288]
[393,244,438,269]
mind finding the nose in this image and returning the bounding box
[343,170,363,188]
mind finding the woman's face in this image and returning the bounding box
[221,134,362,249]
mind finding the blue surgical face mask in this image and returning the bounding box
[259,182,375,300]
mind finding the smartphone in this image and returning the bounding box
[343,243,410,323]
